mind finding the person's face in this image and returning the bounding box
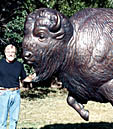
[4,45,17,63]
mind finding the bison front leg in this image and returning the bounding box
[67,95,89,121]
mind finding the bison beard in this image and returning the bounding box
[22,8,113,121]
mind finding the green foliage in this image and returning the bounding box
[105,0,113,8]
[57,0,86,17]
[4,10,27,44]
[22,0,37,13]
[39,0,57,8]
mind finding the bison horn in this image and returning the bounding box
[50,13,61,32]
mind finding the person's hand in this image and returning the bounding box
[29,73,36,79]
[23,73,36,82]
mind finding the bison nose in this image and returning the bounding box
[23,51,33,60]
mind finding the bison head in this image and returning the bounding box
[22,8,73,81]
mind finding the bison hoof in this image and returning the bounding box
[78,103,84,109]
[80,109,89,121]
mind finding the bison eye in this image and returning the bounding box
[39,33,45,39]
[38,32,47,42]
[34,32,47,42]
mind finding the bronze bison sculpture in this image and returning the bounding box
[22,8,113,121]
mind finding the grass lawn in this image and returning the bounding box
[14,86,113,129]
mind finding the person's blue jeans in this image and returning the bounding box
[0,89,20,129]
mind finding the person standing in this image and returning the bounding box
[0,44,35,129]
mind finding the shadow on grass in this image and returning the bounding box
[20,75,66,100]
[21,78,55,99]
[20,122,113,129]
[21,86,54,99]
[21,81,65,100]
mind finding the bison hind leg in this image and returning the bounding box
[98,79,113,105]
[67,94,89,121]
